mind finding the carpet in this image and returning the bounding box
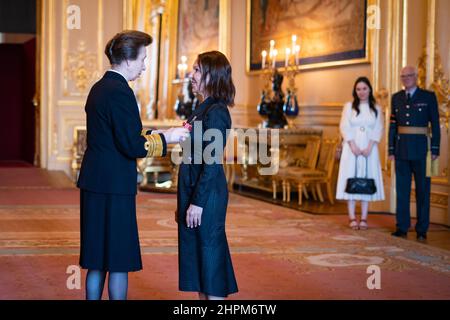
[0,169,449,300]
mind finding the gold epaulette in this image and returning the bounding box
[144,133,164,157]
[141,129,149,136]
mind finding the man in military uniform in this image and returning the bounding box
[389,66,440,241]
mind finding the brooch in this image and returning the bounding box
[182,116,197,132]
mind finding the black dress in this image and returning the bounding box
[177,97,238,297]
[77,71,166,272]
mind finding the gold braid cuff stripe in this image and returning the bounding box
[144,133,164,157]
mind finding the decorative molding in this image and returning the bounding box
[97,0,104,79]
[411,190,448,209]
[40,0,122,176]
[122,0,159,121]
[61,118,86,152]
[165,0,178,120]
[62,0,103,97]
[371,0,381,92]
[375,88,390,113]
[219,0,231,58]
[417,45,450,184]
[122,0,134,29]
[158,0,171,120]
[64,41,99,95]
[386,0,405,214]
[401,0,408,68]
[426,0,436,89]
[375,88,391,173]
[56,100,85,107]
[387,0,403,94]
[418,45,450,116]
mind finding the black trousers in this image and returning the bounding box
[395,159,430,234]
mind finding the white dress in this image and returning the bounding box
[336,102,385,201]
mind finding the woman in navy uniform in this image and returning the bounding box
[389,66,440,241]
[77,30,189,300]
[177,51,238,300]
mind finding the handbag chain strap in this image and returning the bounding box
[354,155,369,178]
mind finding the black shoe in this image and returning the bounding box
[391,230,407,238]
[416,233,427,242]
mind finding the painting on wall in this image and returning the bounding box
[247,0,369,72]
[177,0,220,74]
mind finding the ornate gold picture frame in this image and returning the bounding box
[246,0,371,74]
[177,0,220,73]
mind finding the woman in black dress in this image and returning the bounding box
[177,51,238,300]
[77,30,189,300]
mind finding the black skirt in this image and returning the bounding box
[177,165,238,297]
[79,189,142,272]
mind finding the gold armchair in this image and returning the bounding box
[284,138,339,205]
[272,136,321,201]
[273,138,338,205]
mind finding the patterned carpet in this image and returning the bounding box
[0,168,449,299]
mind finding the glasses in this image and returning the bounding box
[400,73,416,79]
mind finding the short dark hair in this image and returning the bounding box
[105,30,152,65]
[197,51,235,107]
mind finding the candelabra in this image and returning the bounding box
[257,36,301,128]
[282,50,300,128]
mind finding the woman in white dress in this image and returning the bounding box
[336,77,385,230]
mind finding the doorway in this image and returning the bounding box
[0,0,37,167]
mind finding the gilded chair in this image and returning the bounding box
[283,138,339,205]
[272,136,321,201]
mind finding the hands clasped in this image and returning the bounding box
[360,147,372,157]
[186,204,203,228]
[349,141,372,157]
[349,141,362,156]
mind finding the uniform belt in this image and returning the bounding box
[398,126,429,135]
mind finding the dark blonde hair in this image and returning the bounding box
[197,51,235,107]
[105,30,152,65]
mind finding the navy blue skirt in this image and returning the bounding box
[79,190,142,272]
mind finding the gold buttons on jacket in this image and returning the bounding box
[406,121,410,125]
[406,113,410,117]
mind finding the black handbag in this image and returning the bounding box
[345,155,377,195]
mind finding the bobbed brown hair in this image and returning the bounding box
[197,51,235,107]
[105,30,152,65]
